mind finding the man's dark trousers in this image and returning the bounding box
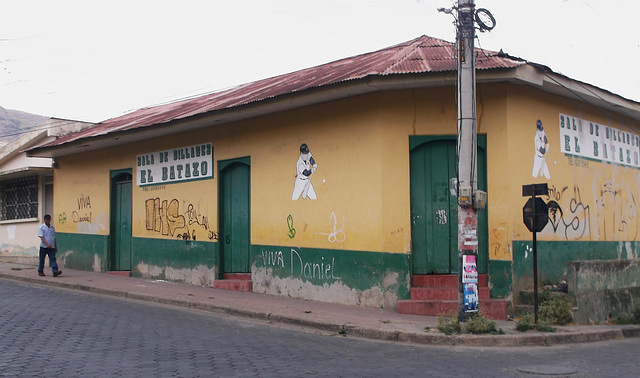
[38,247,59,273]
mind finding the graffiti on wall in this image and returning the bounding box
[260,248,340,281]
[58,194,106,234]
[544,183,639,241]
[315,212,346,243]
[546,186,591,240]
[286,214,296,238]
[595,182,638,241]
[145,197,218,241]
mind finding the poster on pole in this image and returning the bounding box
[464,283,479,312]
[462,255,478,283]
[463,255,478,312]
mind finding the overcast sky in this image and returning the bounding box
[0,0,638,123]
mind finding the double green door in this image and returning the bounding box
[410,137,487,274]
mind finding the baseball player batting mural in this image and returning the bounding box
[532,119,551,179]
[292,143,318,200]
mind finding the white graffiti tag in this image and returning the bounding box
[316,212,346,242]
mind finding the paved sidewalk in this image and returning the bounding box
[1,261,638,347]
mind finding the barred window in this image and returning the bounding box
[0,176,39,221]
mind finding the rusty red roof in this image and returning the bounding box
[38,35,525,148]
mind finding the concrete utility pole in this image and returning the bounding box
[456,0,479,323]
[440,0,494,324]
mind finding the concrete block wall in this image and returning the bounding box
[566,259,640,324]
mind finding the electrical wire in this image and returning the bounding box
[533,65,639,129]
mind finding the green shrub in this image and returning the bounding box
[515,313,535,332]
[515,312,557,332]
[539,290,572,325]
[437,314,460,335]
[465,313,498,334]
[535,321,556,332]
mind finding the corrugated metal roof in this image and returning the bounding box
[40,35,525,148]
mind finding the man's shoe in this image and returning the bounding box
[38,271,45,277]
[53,270,62,277]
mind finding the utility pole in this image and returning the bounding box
[441,0,494,323]
[456,0,479,324]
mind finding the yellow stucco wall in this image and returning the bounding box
[53,88,452,255]
[55,148,113,235]
[497,85,640,260]
[53,83,640,262]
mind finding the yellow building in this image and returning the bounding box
[28,36,640,319]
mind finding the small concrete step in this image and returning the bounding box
[223,273,251,281]
[410,286,490,301]
[397,299,457,316]
[400,274,507,320]
[397,298,508,320]
[411,274,489,288]
[213,273,252,292]
[106,271,131,277]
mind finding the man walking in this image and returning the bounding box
[38,214,62,277]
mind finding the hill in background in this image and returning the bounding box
[0,106,49,147]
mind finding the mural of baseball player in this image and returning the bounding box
[291,143,318,200]
[532,119,551,179]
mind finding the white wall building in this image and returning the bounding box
[0,118,94,264]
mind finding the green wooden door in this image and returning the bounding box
[112,172,132,271]
[410,140,457,274]
[219,161,250,273]
[410,138,488,275]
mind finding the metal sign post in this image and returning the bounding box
[522,183,549,323]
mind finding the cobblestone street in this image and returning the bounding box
[1,279,639,377]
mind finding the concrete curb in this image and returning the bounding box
[621,326,640,338]
[1,272,639,347]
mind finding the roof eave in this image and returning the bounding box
[27,65,640,159]
[0,131,50,165]
[27,72,458,158]
[0,166,52,179]
[491,64,640,122]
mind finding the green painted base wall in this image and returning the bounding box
[252,245,411,309]
[57,232,109,271]
[57,232,218,284]
[131,238,218,287]
[131,237,218,281]
[512,240,640,304]
[488,259,512,299]
[57,231,515,308]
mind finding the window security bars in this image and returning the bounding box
[0,176,39,221]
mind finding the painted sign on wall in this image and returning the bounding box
[560,114,640,168]
[136,143,213,186]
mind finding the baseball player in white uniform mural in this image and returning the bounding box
[292,143,318,200]
[532,119,551,179]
